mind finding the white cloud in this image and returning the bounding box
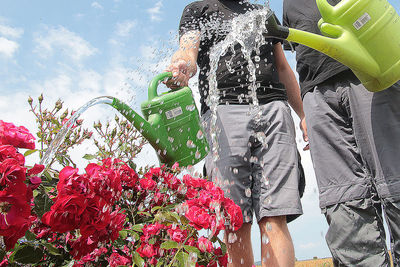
[299,242,319,250]
[147,1,163,22]
[0,24,24,39]
[34,26,98,64]
[0,37,19,57]
[116,20,137,37]
[91,1,104,10]
[78,70,102,92]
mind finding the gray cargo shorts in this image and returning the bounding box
[202,101,303,224]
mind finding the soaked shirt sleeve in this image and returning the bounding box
[179,3,202,38]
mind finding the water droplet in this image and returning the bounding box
[196,130,204,139]
[195,151,201,159]
[232,168,238,174]
[262,234,269,244]
[186,140,196,148]
[245,188,251,197]
[186,104,196,111]
[228,233,238,243]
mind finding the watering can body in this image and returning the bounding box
[110,73,209,167]
[268,0,400,92]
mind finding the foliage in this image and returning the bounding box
[0,96,243,266]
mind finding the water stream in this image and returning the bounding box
[39,96,114,167]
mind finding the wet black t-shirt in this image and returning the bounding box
[179,0,287,114]
[283,0,349,98]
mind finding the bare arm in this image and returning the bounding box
[165,30,201,89]
[274,43,309,147]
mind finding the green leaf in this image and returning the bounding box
[43,243,61,255]
[183,245,201,256]
[156,260,164,267]
[131,224,144,233]
[137,211,151,217]
[13,245,44,264]
[133,251,145,267]
[25,231,36,241]
[34,191,53,217]
[82,154,97,160]
[175,251,188,267]
[151,206,163,213]
[119,230,128,239]
[0,250,6,262]
[24,149,38,157]
[160,240,179,250]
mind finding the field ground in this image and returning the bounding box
[256,251,393,267]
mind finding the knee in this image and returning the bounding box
[259,216,288,233]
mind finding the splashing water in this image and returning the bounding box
[40,96,114,167]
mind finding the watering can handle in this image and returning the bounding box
[148,72,185,100]
[148,72,175,101]
[316,0,355,22]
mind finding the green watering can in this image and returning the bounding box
[109,72,209,167]
[266,0,400,92]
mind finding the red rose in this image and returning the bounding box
[223,198,243,231]
[183,175,206,189]
[198,236,213,253]
[69,236,98,259]
[27,164,44,176]
[141,223,165,242]
[167,226,187,243]
[57,166,88,196]
[139,178,157,191]
[0,145,25,165]
[86,163,122,204]
[108,253,132,267]
[164,173,182,191]
[136,243,158,258]
[186,187,198,199]
[118,164,138,189]
[143,167,161,179]
[0,193,33,250]
[0,158,27,187]
[42,194,88,232]
[185,206,211,230]
[215,248,228,267]
[0,120,35,149]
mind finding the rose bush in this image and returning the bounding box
[0,96,243,266]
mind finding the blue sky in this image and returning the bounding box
[1,0,399,263]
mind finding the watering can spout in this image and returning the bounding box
[109,97,169,154]
[265,0,400,92]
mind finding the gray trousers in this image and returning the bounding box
[303,71,400,266]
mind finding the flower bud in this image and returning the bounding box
[115,115,119,122]
[55,100,63,110]
[60,109,68,120]
[38,94,44,104]
[28,96,33,105]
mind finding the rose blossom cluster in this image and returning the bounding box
[41,158,130,259]
[120,165,242,267]
[0,120,43,251]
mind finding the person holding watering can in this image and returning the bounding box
[166,0,307,266]
[283,0,400,265]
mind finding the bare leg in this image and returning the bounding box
[224,222,254,267]
[259,216,295,267]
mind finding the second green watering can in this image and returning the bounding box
[109,72,209,167]
[266,0,400,92]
